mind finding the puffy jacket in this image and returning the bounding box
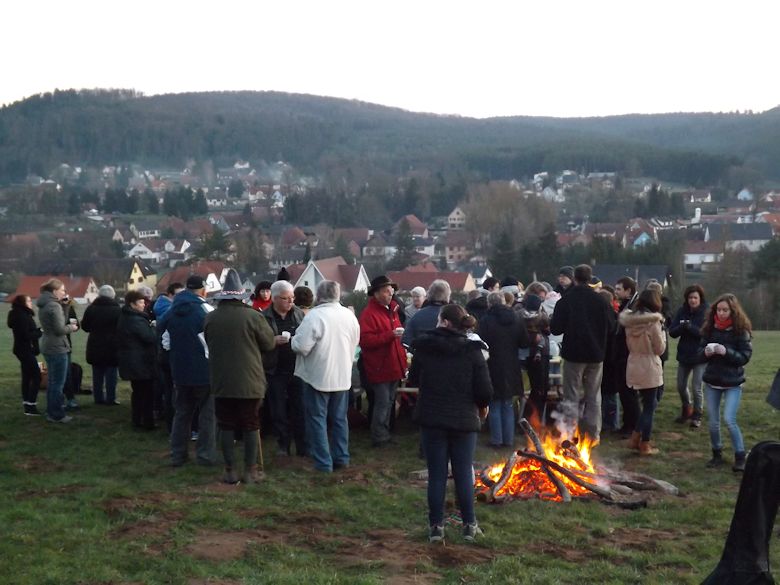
[359,297,407,384]
[157,290,212,386]
[477,304,529,399]
[116,305,157,381]
[697,327,752,388]
[549,284,614,363]
[402,301,447,348]
[668,303,708,365]
[465,294,488,323]
[36,291,71,354]
[619,310,666,390]
[408,327,493,432]
[81,296,121,366]
[7,305,41,357]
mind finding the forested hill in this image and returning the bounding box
[0,89,776,186]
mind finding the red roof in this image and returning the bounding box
[684,241,724,254]
[387,271,472,292]
[12,274,96,300]
[395,214,428,236]
[156,261,225,293]
[404,261,438,272]
[281,227,307,247]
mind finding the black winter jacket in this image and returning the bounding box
[668,303,708,365]
[81,296,121,366]
[408,328,493,432]
[550,284,614,363]
[465,295,488,323]
[7,306,41,357]
[697,327,752,388]
[477,304,529,399]
[116,305,157,381]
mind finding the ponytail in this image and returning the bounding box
[439,304,476,332]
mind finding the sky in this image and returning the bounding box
[2,0,778,119]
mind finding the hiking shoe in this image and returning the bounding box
[24,404,41,416]
[463,523,484,542]
[428,525,444,543]
[191,431,199,442]
[732,452,747,473]
[46,415,73,424]
[706,449,725,468]
[65,399,80,410]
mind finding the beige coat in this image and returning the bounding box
[618,310,666,390]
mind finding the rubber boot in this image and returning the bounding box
[732,451,746,473]
[639,441,659,456]
[627,431,641,450]
[707,448,725,468]
[675,404,693,423]
[221,430,239,484]
[243,430,264,483]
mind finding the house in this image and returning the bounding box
[755,212,780,236]
[126,259,158,292]
[583,223,628,247]
[447,207,466,230]
[280,226,308,247]
[684,241,725,272]
[129,220,161,240]
[395,214,429,238]
[11,274,99,305]
[457,262,493,287]
[737,188,754,201]
[363,234,396,260]
[156,261,225,294]
[290,256,371,294]
[704,223,773,252]
[386,270,476,293]
[626,218,657,247]
[127,240,162,263]
[444,231,474,267]
[111,229,135,245]
[589,265,671,290]
[688,190,712,204]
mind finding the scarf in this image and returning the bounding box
[714,314,733,330]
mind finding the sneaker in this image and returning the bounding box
[463,523,484,542]
[689,417,702,429]
[428,525,445,543]
[24,404,41,416]
[46,415,73,424]
[191,431,199,442]
[65,399,80,411]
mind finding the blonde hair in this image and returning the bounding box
[40,278,64,294]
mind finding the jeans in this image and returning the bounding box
[303,383,349,472]
[677,363,706,413]
[635,386,660,441]
[370,380,398,445]
[420,427,477,527]
[488,399,515,446]
[44,353,70,420]
[267,372,307,455]
[92,365,118,404]
[16,352,41,405]
[601,391,620,432]
[170,384,217,465]
[562,361,603,440]
[705,384,745,454]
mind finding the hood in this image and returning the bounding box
[36,290,58,309]
[171,290,205,317]
[91,296,119,308]
[619,310,662,337]
[412,327,482,356]
[487,304,517,326]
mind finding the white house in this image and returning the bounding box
[448,207,466,229]
[292,256,371,294]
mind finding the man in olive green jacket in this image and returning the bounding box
[204,270,275,484]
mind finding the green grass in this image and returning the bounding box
[1,303,778,584]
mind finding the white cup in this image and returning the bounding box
[281,331,291,340]
[69,318,78,326]
[394,327,404,335]
[706,343,718,351]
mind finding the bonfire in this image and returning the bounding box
[475,419,678,507]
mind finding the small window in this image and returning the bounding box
[129,278,134,284]
[138,276,144,282]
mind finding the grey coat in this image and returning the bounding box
[36,291,71,355]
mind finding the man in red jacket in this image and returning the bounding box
[360,275,408,447]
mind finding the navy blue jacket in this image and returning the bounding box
[402,301,447,348]
[697,327,752,388]
[157,290,211,386]
[668,303,708,365]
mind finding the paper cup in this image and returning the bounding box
[281,331,291,340]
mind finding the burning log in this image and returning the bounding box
[487,451,519,503]
[518,419,572,503]
[517,450,613,500]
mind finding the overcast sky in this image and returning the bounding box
[2,0,778,118]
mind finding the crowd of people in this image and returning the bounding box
[6,263,756,544]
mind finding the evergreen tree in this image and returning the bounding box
[144,189,159,214]
[489,231,516,279]
[387,218,416,270]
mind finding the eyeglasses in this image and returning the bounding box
[277,296,295,302]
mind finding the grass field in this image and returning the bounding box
[0,303,778,585]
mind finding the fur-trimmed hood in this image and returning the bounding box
[619,309,663,334]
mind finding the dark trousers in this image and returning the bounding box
[157,351,175,431]
[15,352,41,404]
[635,386,660,442]
[616,362,640,431]
[526,357,549,422]
[421,427,477,527]
[130,379,155,429]
[63,354,76,400]
[267,371,307,455]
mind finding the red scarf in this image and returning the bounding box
[714,314,733,330]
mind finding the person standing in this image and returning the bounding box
[698,294,753,472]
[620,289,666,455]
[116,290,158,429]
[402,280,451,348]
[81,285,121,405]
[477,292,529,447]
[205,269,276,484]
[359,275,408,448]
[153,282,185,430]
[251,281,273,312]
[405,286,426,320]
[554,266,574,296]
[291,280,360,472]
[158,275,217,467]
[60,294,81,410]
[7,295,43,416]
[263,280,307,456]
[549,264,613,442]
[669,284,708,428]
[408,304,493,543]
[614,276,640,436]
[37,279,79,423]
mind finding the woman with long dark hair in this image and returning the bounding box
[620,289,666,455]
[669,284,708,427]
[7,295,43,416]
[408,303,493,544]
[698,293,752,472]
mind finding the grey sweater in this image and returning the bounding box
[36,291,71,354]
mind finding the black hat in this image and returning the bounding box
[500,276,519,288]
[524,293,543,312]
[277,267,291,282]
[368,275,398,296]
[559,266,574,280]
[186,275,205,290]
[215,269,249,300]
